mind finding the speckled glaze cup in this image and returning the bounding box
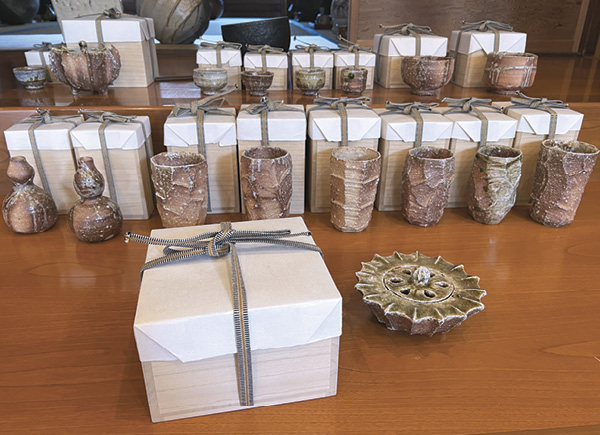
[242,70,274,96]
[193,67,228,95]
[484,52,538,95]
[401,56,454,96]
[296,67,326,95]
[13,66,48,90]
[340,67,367,95]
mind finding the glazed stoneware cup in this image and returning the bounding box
[330,146,381,232]
[467,145,522,225]
[193,67,228,95]
[13,66,48,90]
[401,56,454,96]
[242,70,275,96]
[296,67,326,95]
[401,147,455,227]
[484,52,538,95]
[151,152,209,228]
[340,67,368,95]
[529,139,599,227]
[240,146,292,220]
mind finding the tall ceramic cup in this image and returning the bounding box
[240,146,292,220]
[467,145,522,225]
[151,152,208,228]
[401,147,454,227]
[530,140,599,227]
[330,146,381,232]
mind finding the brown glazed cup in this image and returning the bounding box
[151,152,208,228]
[340,67,368,95]
[242,70,274,96]
[330,146,381,232]
[401,56,455,96]
[530,140,599,227]
[296,67,326,95]
[484,52,538,95]
[240,146,292,220]
[401,147,455,226]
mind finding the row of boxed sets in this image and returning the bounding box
[5,95,582,219]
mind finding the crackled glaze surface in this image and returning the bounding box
[401,56,454,96]
[340,67,367,95]
[13,66,48,90]
[356,252,486,336]
[296,68,326,96]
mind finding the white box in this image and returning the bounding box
[134,217,342,422]
[196,44,242,88]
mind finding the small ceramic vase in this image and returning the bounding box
[2,156,57,234]
[467,145,522,225]
[401,147,454,227]
[530,140,599,227]
[296,68,326,95]
[330,146,381,232]
[484,52,538,95]
[401,56,454,96]
[151,152,209,228]
[340,67,367,95]
[69,157,122,242]
[13,66,48,90]
[242,70,274,96]
[193,67,228,95]
[240,146,292,220]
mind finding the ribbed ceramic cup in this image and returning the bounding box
[330,146,381,232]
[530,140,599,227]
[240,146,292,220]
[401,147,455,227]
[151,152,208,228]
[467,145,522,225]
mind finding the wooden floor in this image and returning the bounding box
[1,51,600,434]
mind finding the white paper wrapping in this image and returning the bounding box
[307,105,381,141]
[291,51,334,68]
[449,30,527,55]
[243,53,288,69]
[62,15,155,43]
[25,50,51,66]
[4,115,83,151]
[373,34,448,57]
[440,107,517,142]
[164,108,237,147]
[70,116,151,150]
[196,48,242,67]
[491,102,583,135]
[334,50,376,67]
[237,105,306,142]
[376,109,453,142]
[134,217,343,363]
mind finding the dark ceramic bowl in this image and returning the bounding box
[221,17,291,53]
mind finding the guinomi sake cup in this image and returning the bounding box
[13,66,48,90]
[296,67,326,95]
[467,145,523,225]
[401,56,454,96]
[529,139,599,227]
[401,147,455,227]
[484,52,538,95]
[193,67,228,95]
[150,152,209,228]
[330,146,381,232]
[240,146,292,220]
[340,67,368,95]
[241,70,274,96]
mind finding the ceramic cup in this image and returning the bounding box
[484,52,538,95]
[296,67,326,95]
[530,140,599,227]
[193,67,228,95]
[150,152,208,228]
[13,66,48,90]
[242,70,274,96]
[467,145,522,225]
[401,147,455,227]
[240,146,292,220]
[401,56,454,96]
[330,146,381,232]
[340,67,368,95]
